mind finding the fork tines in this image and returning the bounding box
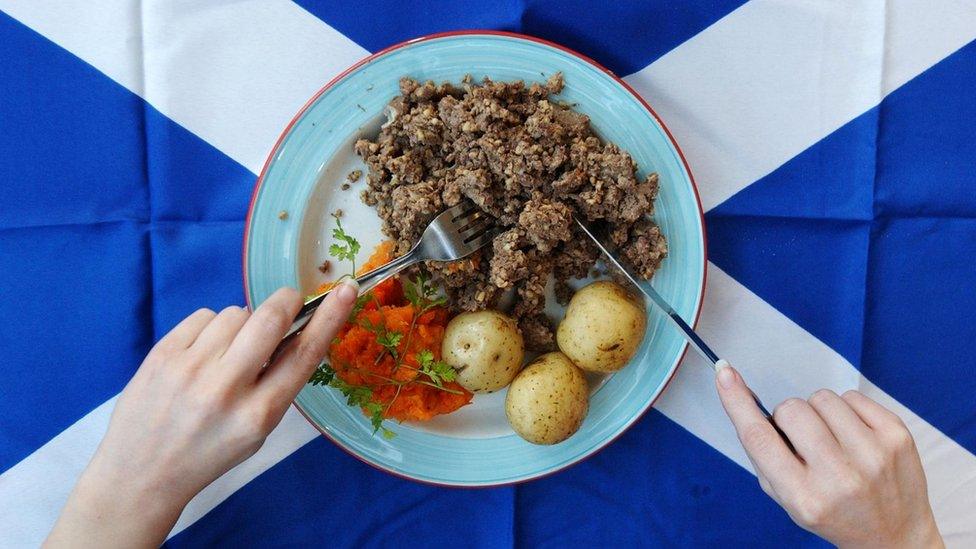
[446,202,479,221]
[442,202,497,244]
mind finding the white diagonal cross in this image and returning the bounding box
[1,0,974,545]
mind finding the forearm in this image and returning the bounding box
[45,456,187,549]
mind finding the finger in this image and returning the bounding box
[773,397,844,466]
[807,389,876,454]
[151,308,216,355]
[186,306,250,359]
[715,362,804,496]
[220,287,304,381]
[256,280,359,411]
[841,391,916,454]
[841,390,904,431]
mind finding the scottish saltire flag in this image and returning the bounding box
[2,1,975,546]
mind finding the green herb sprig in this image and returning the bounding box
[328,216,360,275]
[310,362,395,439]
[416,349,457,387]
[403,271,447,312]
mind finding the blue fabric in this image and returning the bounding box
[0,12,150,469]
[705,109,879,366]
[168,436,516,548]
[708,39,976,455]
[293,0,747,76]
[2,1,975,546]
[861,41,976,452]
[0,12,148,230]
[0,11,251,470]
[168,411,823,548]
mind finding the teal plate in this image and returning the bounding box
[244,31,705,487]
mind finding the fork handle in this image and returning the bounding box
[280,248,418,346]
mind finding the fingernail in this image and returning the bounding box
[716,359,736,389]
[335,278,359,302]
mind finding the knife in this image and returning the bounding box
[574,217,778,422]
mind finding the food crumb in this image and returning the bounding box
[277,210,288,220]
[318,260,331,274]
[333,208,343,218]
[347,169,362,182]
[341,183,351,191]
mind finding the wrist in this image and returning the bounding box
[79,467,186,518]
[836,515,943,549]
[853,517,943,549]
[83,450,191,519]
[46,453,190,548]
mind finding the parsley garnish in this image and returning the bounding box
[417,349,456,386]
[349,293,373,321]
[376,331,404,356]
[403,271,447,312]
[416,349,435,368]
[363,401,394,438]
[309,362,395,439]
[328,216,360,274]
[357,316,404,360]
[309,362,335,386]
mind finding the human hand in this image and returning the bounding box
[715,362,942,548]
[45,282,359,549]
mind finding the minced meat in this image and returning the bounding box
[356,74,667,350]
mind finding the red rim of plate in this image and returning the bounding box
[242,29,709,488]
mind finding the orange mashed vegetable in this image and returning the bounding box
[325,242,472,422]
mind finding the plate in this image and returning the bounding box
[244,31,705,486]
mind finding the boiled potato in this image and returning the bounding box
[442,310,524,393]
[556,280,646,373]
[505,352,589,445]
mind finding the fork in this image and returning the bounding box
[280,202,497,343]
